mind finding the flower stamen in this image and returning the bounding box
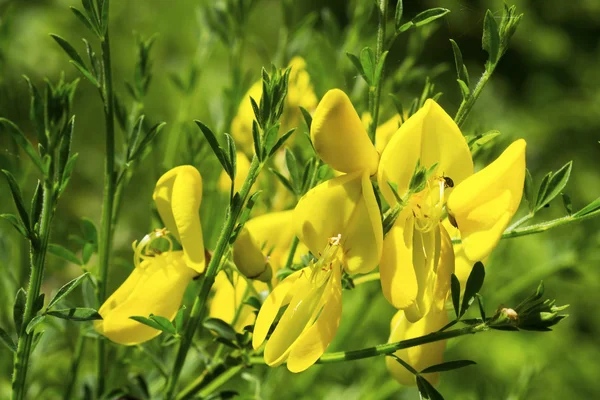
[132,228,173,269]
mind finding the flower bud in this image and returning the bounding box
[233,226,272,282]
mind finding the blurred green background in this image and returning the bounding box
[1,0,599,398]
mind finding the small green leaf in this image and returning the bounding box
[268,128,295,157]
[48,244,82,266]
[450,273,460,319]
[47,273,90,311]
[574,197,600,217]
[194,120,232,177]
[449,39,469,86]
[50,34,87,70]
[70,7,96,34]
[149,314,177,335]
[394,0,404,30]
[421,360,476,374]
[562,193,572,215]
[412,8,450,27]
[33,293,45,314]
[203,318,237,342]
[346,52,367,83]
[130,316,163,331]
[460,262,485,316]
[524,168,534,212]
[476,293,486,320]
[388,354,419,375]
[457,79,470,99]
[224,133,237,181]
[1,119,44,172]
[418,376,445,400]
[24,77,47,150]
[0,327,16,353]
[0,214,29,237]
[26,315,46,335]
[299,106,312,131]
[374,51,388,86]
[13,288,26,334]
[285,148,299,194]
[359,47,376,85]
[47,308,102,321]
[59,153,79,195]
[535,161,572,211]
[81,218,98,245]
[482,10,500,67]
[270,168,295,194]
[174,306,186,333]
[29,181,43,232]
[243,296,262,310]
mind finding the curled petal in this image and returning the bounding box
[311,89,379,175]
[432,225,455,312]
[386,308,449,386]
[153,166,205,273]
[447,139,526,262]
[252,270,303,350]
[95,251,195,345]
[287,264,343,372]
[295,171,382,274]
[378,99,473,206]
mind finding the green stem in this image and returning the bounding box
[250,324,487,366]
[368,0,388,144]
[11,183,55,400]
[453,68,492,128]
[164,156,262,399]
[95,2,116,395]
[178,365,245,400]
[452,209,600,244]
[63,334,86,400]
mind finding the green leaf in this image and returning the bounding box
[457,79,470,99]
[388,354,419,375]
[0,327,16,353]
[47,307,102,321]
[100,0,109,34]
[70,7,96,34]
[535,161,572,211]
[0,214,29,238]
[562,193,572,215]
[412,8,450,27]
[194,120,232,177]
[26,315,46,335]
[374,51,388,86]
[203,318,237,342]
[460,262,485,316]
[33,293,45,314]
[24,77,47,150]
[82,242,95,265]
[449,39,469,86]
[524,168,534,212]
[81,0,100,30]
[450,273,460,319]
[58,117,75,186]
[268,128,295,157]
[29,181,43,232]
[394,0,403,30]
[81,218,98,245]
[482,10,500,67]
[46,273,90,311]
[48,243,82,266]
[421,360,476,374]
[299,106,312,131]
[0,119,44,173]
[359,47,376,85]
[130,316,164,331]
[224,133,237,181]
[243,296,262,310]
[270,168,295,194]
[418,376,445,400]
[346,52,367,83]
[285,148,299,194]
[174,306,186,333]
[476,293,486,320]
[13,288,26,334]
[59,153,79,195]
[149,314,177,335]
[574,197,600,217]
[50,34,87,70]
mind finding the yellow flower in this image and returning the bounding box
[209,270,257,332]
[95,166,204,345]
[252,90,383,372]
[233,225,272,282]
[377,99,526,320]
[231,56,317,154]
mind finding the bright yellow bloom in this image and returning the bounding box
[233,225,272,282]
[252,90,383,372]
[95,166,204,345]
[231,56,317,154]
[209,270,257,332]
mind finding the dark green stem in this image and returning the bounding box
[178,365,245,400]
[11,182,55,400]
[95,2,116,395]
[368,0,388,143]
[453,68,492,128]
[250,324,487,366]
[63,335,86,400]
[164,156,262,399]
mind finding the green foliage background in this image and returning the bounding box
[0,0,599,398]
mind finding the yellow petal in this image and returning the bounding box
[375,114,402,154]
[252,269,303,349]
[263,267,332,367]
[295,171,382,274]
[209,271,256,332]
[378,99,473,206]
[432,225,455,311]
[386,308,449,386]
[287,263,343,372]
[231,81,262,154]
[233,226,272,282]
[311,89,379,175]
[245,210,308,277]
[218,151,252,193]
[96,251,195,345]
[447,139,526,261]
[379,208,418,309]
[153,166,205,273]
